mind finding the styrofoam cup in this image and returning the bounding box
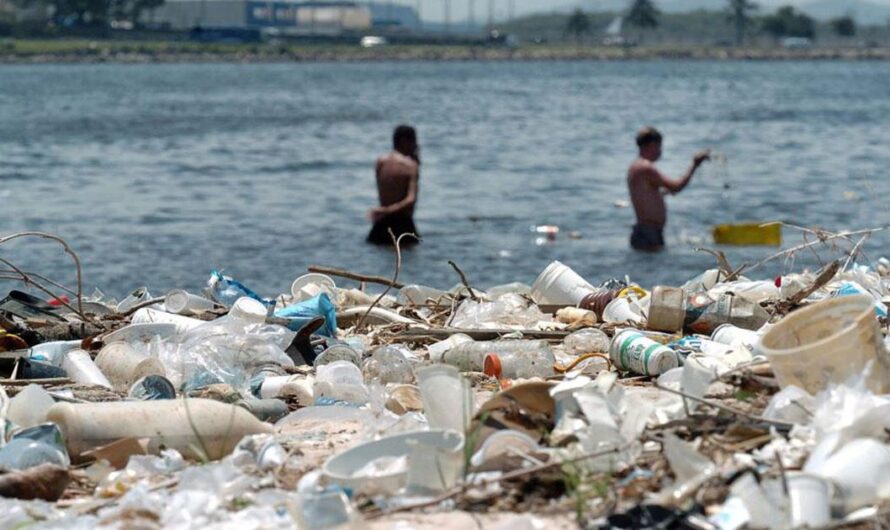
[62,349,112,389]
[416,365,473,432]
[530,261,598,306]
[95,342,166,389]
[602,297,644,325]
[291,274,336,302]
[760,294,890,394]
[787,472,833,528]
[165,290,216,315]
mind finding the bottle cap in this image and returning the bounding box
[483,353,502,379]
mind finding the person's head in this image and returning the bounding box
[393,124,419,161]
[636,126,663,161]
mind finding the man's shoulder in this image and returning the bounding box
[628,159,654,179]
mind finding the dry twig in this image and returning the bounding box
[448,260,480,302]
[355,230,417,332]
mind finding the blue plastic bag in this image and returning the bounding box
[207,270,274,308]
[274,293,338,337]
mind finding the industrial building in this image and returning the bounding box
[143,0,373,32]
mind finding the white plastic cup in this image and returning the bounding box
[229,297,269,323]
[530,261,598,306]
[165,290,216,316]
[131,307,203,335]
[602,297,645,325]
[291,274,336,302]
[416,365,473,432]
[95,342,166,389]
[29,340,81,366]
[711,324,761,354]
[405,430,466,494]
[786,472,833,528]
[62,349,112,389]
[760,294,890,394]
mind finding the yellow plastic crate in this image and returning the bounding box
[712,222,782,246]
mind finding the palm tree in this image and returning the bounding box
[626,0,659,43]
[727,0,758,46]
[565,8,591,44]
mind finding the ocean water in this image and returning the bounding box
[1,60,888,299]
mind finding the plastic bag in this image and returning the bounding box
[274,293,337,338]
[207,270,273,308]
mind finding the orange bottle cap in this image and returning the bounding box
[483,353,502,379]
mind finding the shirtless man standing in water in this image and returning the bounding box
[627,127,710,251]
[368,125,420,246]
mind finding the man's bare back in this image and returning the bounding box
[374,151,419,220]
[628,158,668,227]
[368,125,421,246]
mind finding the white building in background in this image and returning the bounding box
[143,0,372,32]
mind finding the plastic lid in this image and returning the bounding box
[483,353,502,379]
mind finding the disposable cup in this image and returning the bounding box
[95,342,166,389]
[602,297,644,325]
[291,274,337,302]
[760,294,890,394]
[406,430,466,494]
[416,364,473,432]
[165,290,216,315]
[786,472,833,528]
[62,349,112,389]
[229,297,268,323]
[530,261,598,306]
[131,308,203,335]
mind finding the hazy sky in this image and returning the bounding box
[400,0,890,23]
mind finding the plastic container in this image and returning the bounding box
[61,349,112,389]
[164,289,216,315]
[601,297,645,325]
[609,329,679,376]
[6,384,55,429]
[46,398,273,461]
[131,307,203,335]
[313,361,368,405]
[564,328,610,355]
[95,342,166,389]
[760,294,890,394]
[530,261,599,306]
[362,345,415,384]
[443,340,554,373]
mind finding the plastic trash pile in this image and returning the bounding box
[0,256,889,529]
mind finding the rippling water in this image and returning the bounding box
[1,61,888,299]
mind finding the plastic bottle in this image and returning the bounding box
[46,398,273,462]
[482,350,555,380]
[563,328,610,355]
[164,289,216,315]
[362,345,415,384]
[647,286,770,334]
[442,340,554,373]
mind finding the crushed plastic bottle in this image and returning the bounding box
[564,328,610,355]
[443,339,555,373]
[362,345,415,384]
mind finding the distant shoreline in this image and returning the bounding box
[3,41,890,64]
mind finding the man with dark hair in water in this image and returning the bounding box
[627,126,710,251]
[367,125,421,246]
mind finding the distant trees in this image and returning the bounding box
[626,0,659,42]
[726,0,758,46]
[564,8,591,43]
[830,15,856,37]
[762,5,815,40]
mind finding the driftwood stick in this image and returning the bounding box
[788,260,841,305]
[448,260,480,302]
[0,256,93,324]
[0,231,85,316]
[307,265,405,289]
[355,231,417,332]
